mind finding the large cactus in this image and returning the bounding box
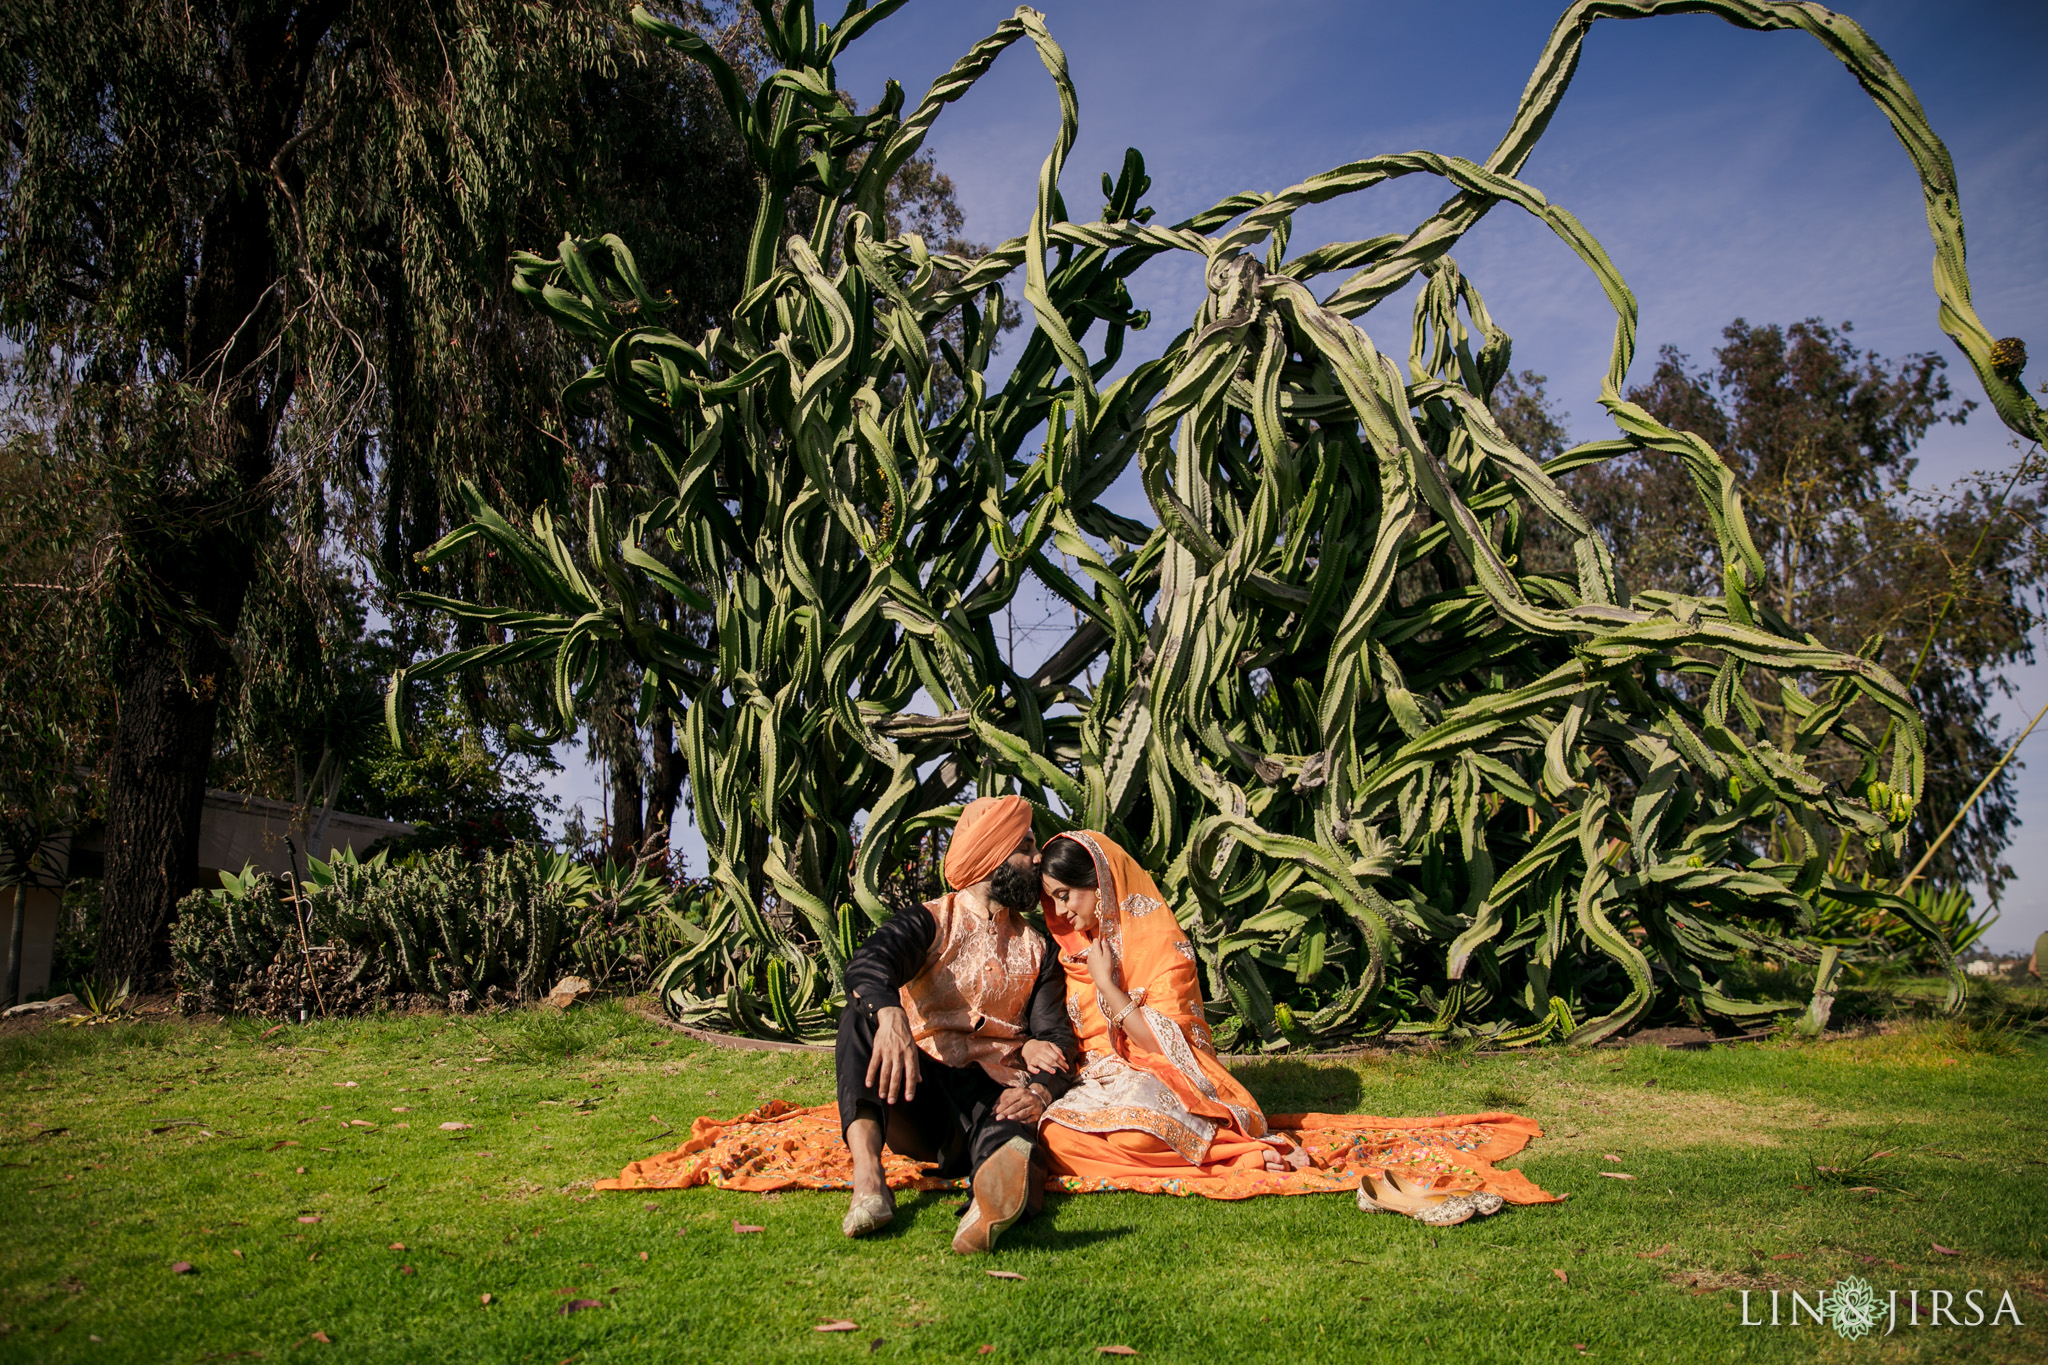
[393,1,2043,1047]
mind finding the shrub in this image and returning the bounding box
[170,843,673,1016]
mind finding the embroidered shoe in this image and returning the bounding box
[952,1136,1034,1255]
[841,1188,896,1238]
[1357,1171,1485,1226]
[1411,1197,1477,1227]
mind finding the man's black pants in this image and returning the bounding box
[835,1006,1050,1189]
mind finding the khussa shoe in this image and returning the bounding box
[841,1187,896,1238]
[952,1136,1035,1255]
[1355,1170,1503,1226]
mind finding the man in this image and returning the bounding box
[836,793,1076,1253]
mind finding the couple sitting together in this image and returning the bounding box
[839,793,1448,1253]
[596,791,1557,1234]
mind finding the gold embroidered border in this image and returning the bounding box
[1042,1101,1215,1164]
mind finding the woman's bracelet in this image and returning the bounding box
[1106,996,1140,1032]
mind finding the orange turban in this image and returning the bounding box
[943,794,1034,890]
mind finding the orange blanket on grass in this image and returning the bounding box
[593,1100,1561,1204]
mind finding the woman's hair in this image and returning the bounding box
[1041,835,1098,889]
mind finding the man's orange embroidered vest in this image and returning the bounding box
[897,891,1042,1086]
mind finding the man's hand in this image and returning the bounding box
[1020,1039,1069,1074]
[865,1006,921,1104]
[992,1085,1045,1123]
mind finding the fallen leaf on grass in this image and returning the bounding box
[1552,1269,1568,1283]
[977,1348,995,1357]
[310,1331,331,1343]
[1771,1253,1805,1261]
[638,1252,649,1262]
[643,1203,660,1213]
[558,1299,602,1316]
[480,1294,493,1306]
[399,1266,415,1276]
[335,1082,357,1089]
[295,1166,307,1175]
[230,1250,243,1260]
[170,1262,193,1275]
[261,1024,285,1039]
[986,1271,1025,1281]
[1932,1244,1961,1256]
[1601,1154,1621,1162]
[348,1120,376,1129]
[388,1242,405,1251]
[1097,1348,1138,1357]
[1596,1172,1635,1181]
[1635,1245,1672,1260]
[439,1123,471,1131]
[297,1215,321,1224]
[265,1141,298,1152]
[814,1321,858,1333]
[391,1107,411,1113]
[732,1222,763,1234]
[869,1339,886,1354]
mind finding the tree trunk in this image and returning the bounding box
[94,95,301,984]
[608,743,645,865]
[645,709,687,875]
[96,631,227,986]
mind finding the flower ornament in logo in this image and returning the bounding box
[1826,1276,1881,1341]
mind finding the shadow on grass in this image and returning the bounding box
[858,1190,957,1239]
[1230,1059,1363,1114]
[0,1018,177,1071]
[484,999,654,1063]
[1008,1213,1138,1252]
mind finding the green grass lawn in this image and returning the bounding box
[1,1000,2042,1364]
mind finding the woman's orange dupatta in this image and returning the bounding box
[1040,829,1270,1139]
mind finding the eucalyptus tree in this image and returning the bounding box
[1523,324,2044,901]
[398,1,2042,1046]
[0,1,770,982]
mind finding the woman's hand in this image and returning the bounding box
[1020,1039,1069,1074]
[1085,934,1118,993]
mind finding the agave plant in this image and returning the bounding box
[392,0,2043,1047]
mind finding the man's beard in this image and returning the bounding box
[988,861,1041,914]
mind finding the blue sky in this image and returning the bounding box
[545,0,2048,951]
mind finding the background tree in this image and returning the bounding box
[0,1,785,982]
[1499,322,2048,898]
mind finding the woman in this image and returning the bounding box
[1035,829,1314,1182]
